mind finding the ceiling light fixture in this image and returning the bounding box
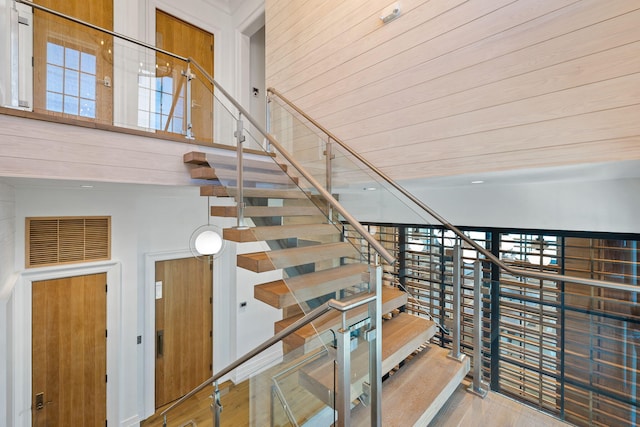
[471,180,484,184]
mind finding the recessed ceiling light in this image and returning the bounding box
[363,187,377,191]
[80,185,94,188]
[471,180,484,184]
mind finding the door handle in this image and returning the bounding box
[157,330,164,358]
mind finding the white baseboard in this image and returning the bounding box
[121,414,140,427]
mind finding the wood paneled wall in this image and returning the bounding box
[265,0,640,180]
[0,113,195,185]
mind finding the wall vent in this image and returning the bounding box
[26,216,111,268]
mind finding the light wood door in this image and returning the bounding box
[33,0,113,122]
[155,257,213,408]
[155,10,214,143]
[32,273,107,427]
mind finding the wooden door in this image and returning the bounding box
[33,0,113,122]
[155,10,214,143]
[32,273,107,427]
[155,257,213,408]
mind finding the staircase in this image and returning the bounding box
[184,150,470,426]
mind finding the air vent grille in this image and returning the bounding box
[26,216,111,268]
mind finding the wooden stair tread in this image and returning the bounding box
[351,345,470,427]
[237,242,358,273]
[190,165,295,185]
[274,286,408,349]
[298,313,437,406]
[184,151,282,171]
[224,223,340,242]
[200,185,309,199]
[211,205,322,218]
[254,264,369,308]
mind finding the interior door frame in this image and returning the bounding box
[13,261,121,427]
[143,249,233,419]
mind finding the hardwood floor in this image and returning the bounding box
[430,381,572,427]
[141,377,573,427]
[141,380,249,427]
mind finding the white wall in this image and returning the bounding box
[0,180,15,296]
[0,180,15,426]
[339,162,640,234]
[249,26,266,129]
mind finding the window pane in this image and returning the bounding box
[80,52,96,74]
[154,92,162,113]
[138,87,150,111]
[63,95,79,114]
[65,48,80,70]
[46,92,63,112]
[173,117,183,132]
[64,70,79,97]
[79,99,96,118]
[46,65,64,93]
[162,76,173,94]
[47,42,64,66]
[80,73,96,100]
[137,112,150,129]
[175,97,184,116]
[152,113,161,130]
[161,92,172,115]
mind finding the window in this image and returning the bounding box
[46,41,97,118]
[137,72,184,134]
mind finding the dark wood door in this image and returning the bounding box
[155,257,213,408]
[32,273,107,427]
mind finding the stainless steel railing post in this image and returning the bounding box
[336,311,351,427]
[234,114,247,229]
[368,262,383,427]
[211,380,222,427]
[183,64,195,140]
[448,244,465,362]
[325,137,334,221]
[467,260,488,397]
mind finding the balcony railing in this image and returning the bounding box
[4,0,225,146]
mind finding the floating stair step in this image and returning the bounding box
[196,152,287,172]
[275,286,408,350]
[254,264,369,309]
[184,151,281,171]
[224,223,340,243]
[190,166,297,186]
[351,345,470,427]
[210,205,322,218]
[237,242,357,273]
[299,313,437,406]
[200,185,308,199]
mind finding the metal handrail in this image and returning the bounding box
[160,291,376,424]
[188,60,396,265]
[267,88,639,294]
